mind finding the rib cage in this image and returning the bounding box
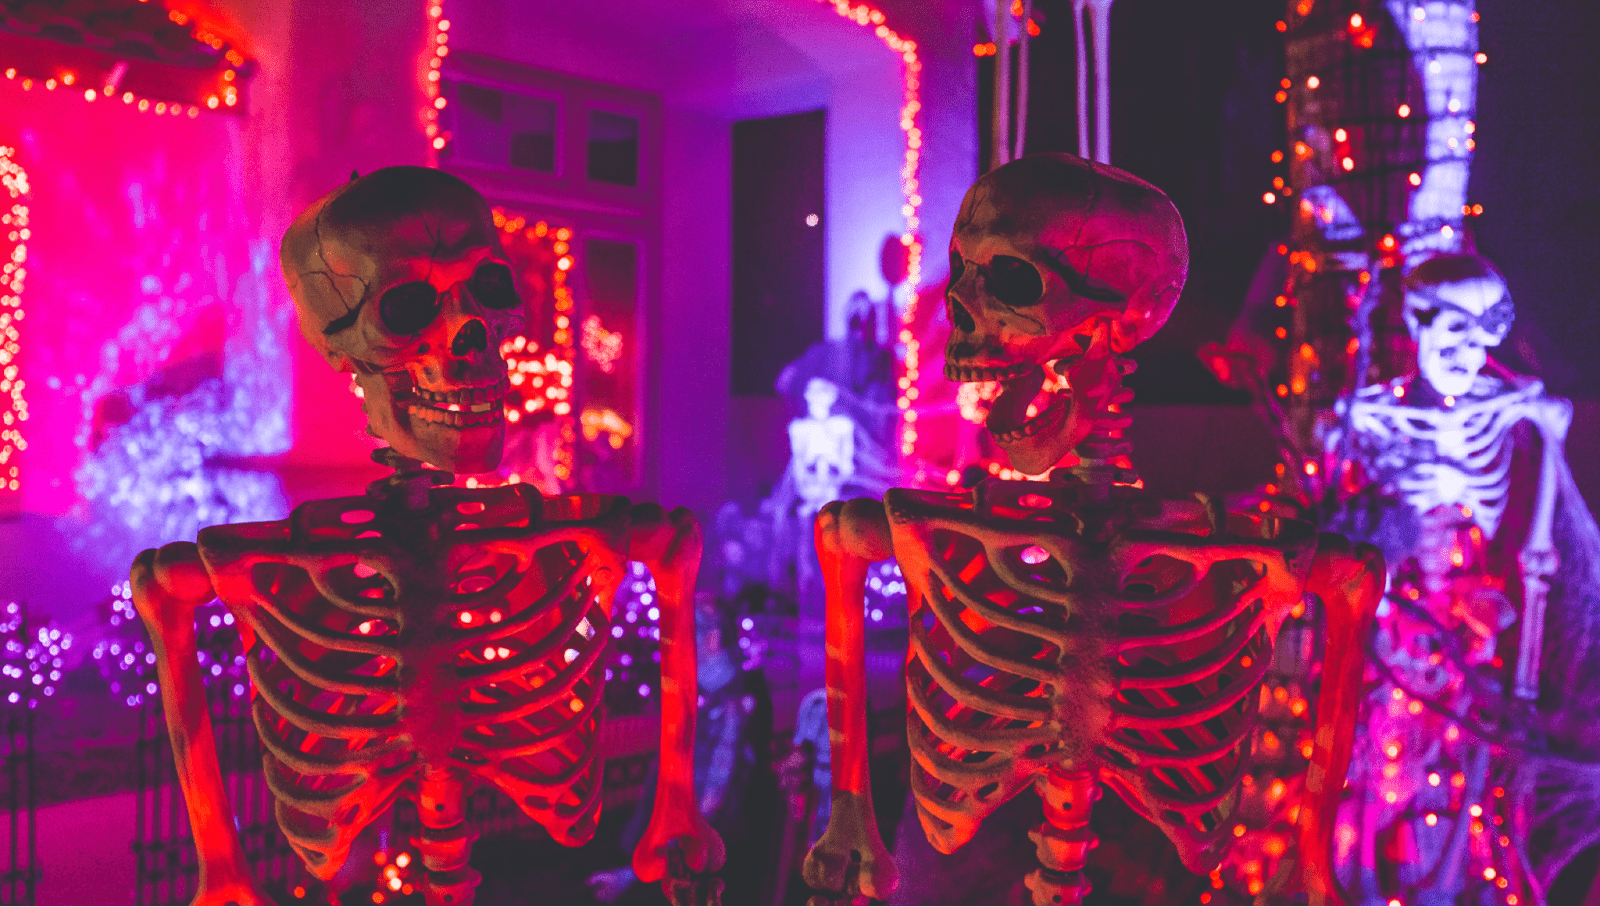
[198,485,630,881]
[1349,377,1549,538]
[887,478,1318,870]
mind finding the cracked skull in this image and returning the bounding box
[281,166,523,473]
[945,153,1188,474]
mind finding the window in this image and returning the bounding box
[578,238,641,487]
[442,81,558,173]
[586,111,639,186]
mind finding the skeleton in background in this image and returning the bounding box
[131,167,722,906]
[784,377,858,615]
[801,153,1384,906]
[790,378,857,513]
[1333,253,1600,904]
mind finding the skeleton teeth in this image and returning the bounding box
[945,362,1034,383]
[406,399,504,427]
[413,382,507,409]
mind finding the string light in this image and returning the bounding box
[0,11,246,117]
[423,2,451,159]
[0,147,27,503]
[816,0,924,460]
[491,209,578,486]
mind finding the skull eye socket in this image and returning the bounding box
[378,281,441,335]
[949,249,965,283]
[986,255,1044,307]
[467,262,521,310]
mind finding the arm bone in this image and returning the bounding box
[1299,534,1384,907]
[627,504,727,885]
[131,542,270,905]
[802,498,899,902]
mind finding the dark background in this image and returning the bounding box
[982,0,1600,403]
[732,109,827,396]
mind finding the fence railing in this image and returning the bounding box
[0,601,40,905]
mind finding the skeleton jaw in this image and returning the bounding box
[361,368,510,473]
[406,379,511,427]
[946,358,1080,474]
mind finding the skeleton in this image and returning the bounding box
[1334,254,1581,903]
[130,167,723,905]
[1344,254,1565,699]
[800,154,1384,905]
[790,378,857,513]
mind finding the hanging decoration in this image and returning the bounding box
[983,0,1047,170]
[1072,0,1114,164]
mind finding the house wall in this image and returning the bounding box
[204,0,433,482]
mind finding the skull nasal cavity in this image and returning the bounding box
[451,319,488,356]
[950,297,977,333]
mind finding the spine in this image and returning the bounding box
[1024,761,1100,906]
[412,767,481,905]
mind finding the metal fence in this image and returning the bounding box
[0,602,40,905]
[128,600,687,904]
[131,600,312,905]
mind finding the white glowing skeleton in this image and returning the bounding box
[788,378,856,512]
[1346,261,1566,699]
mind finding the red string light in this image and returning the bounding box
[0,3,247,117]
[423,3,450,161]
[816,0,925,460]
[0,147,26,505]
[476,209,578,490]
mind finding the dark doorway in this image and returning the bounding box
[732,109,826,396]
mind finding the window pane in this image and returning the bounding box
[587,111,638,186]
[442,80,557,173]
[506,93,556,172]
[579,239,639,487]
[447,82,505,165]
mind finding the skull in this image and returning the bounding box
[280,167,524,474]
[944,153,1188,475]
[1402,253,1513,399]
